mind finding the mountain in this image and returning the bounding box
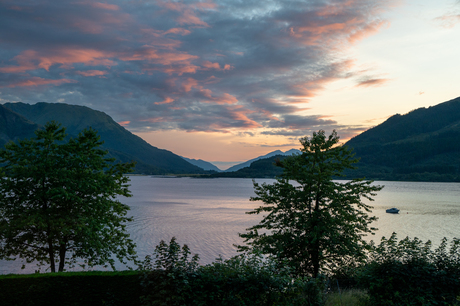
[2,102,203,175]
[224,149,300,172]
[209,96,460,181]
[182,157,221,172]
[0,105,39,147]
[344,96,460,181]
[209,155,289,178]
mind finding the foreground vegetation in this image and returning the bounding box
[2,235,460,305]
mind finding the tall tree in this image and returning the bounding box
[238,130,383,277]
[0,122,136,272]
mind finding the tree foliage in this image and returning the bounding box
[238,130,383,277]
[0,122,136,272]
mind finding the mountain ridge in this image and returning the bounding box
[0,105,39,146]
[343,96,460,181]
[2,102,204,175]
[182,157,221,172]
[224,149,300,172]
[208,96,460,181]
[3,96,460,181]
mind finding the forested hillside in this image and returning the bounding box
[2,102,203,175]
[344,96,460,181]
[210,96,460,182]
[0,105,38,147]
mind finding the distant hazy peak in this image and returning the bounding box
[224,148,301,172]
[182,157,222,172]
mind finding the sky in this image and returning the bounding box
[1,0,459,169]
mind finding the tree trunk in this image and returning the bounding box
[312,247,320,278]
[58,240,67,272]
[48,238,56,273]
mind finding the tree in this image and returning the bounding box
[0,122,136,272]
[238,130,383,277]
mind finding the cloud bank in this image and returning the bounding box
[0,0,395,138]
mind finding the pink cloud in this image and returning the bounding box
[140,117,173,123]
[180,78,199,92]
[139,30,184,49]
[129,48,199,75]
[90,2,120,11]
[76,70,107,77]
[356,77,391,87]
[291,18,389,46]
[216,93,238,104]
[176,11,209,27]
[202,61,221,69]
[3,77,77,88]
[286,1,395,47]
[157,0,215,27]
[348,20,390,44]
[194,88,238,105]
[201,61,233,71]
[119,47,160,61]
[154,97,175,105]
[118,121,130,126]
[435,14,460,28]
[69,2,130,34]
[0,50,36,73]
[0,48,116,73]
[170,76,238,105]
[164,28,191,35]
[158,53,199,65]
[226,105,261,128]
[162,65,200,75]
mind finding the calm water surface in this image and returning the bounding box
[2,176,460,274]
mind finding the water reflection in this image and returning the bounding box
[2,177,460,274]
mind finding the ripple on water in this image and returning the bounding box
[2,177,460,274]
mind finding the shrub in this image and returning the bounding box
[357,233,460,306]
[139,238,326,306]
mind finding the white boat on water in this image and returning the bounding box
[386,208,400,214]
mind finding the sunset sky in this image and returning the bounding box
[1,0,459,169]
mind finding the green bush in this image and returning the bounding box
[139,238,326,306]
[188,255,325,306]
[356,233,460,306]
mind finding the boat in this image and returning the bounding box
[386,208,400,214]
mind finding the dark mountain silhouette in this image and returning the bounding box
[208,155,289,178]
[210,96,460,181]
[224,149,300,172]
[4,96,460,180]
[0,104,39,147]
[182,157,221,172]
[2,102,203,174]
[344,96,460,181]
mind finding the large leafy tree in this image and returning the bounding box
[0,122,136,272]
[238,130,383,277]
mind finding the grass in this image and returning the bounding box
[325,289,369,306]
